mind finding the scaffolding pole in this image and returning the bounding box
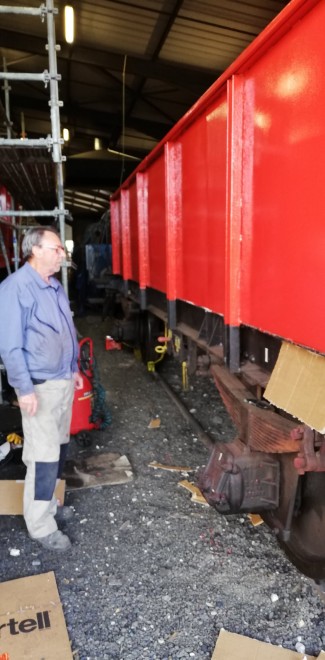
[0,72,60,83]
[2,58,18,270]
[0,0,69,295]
[0,209,69,218]
[0,138,55,147]
[2,58,12,138]
[0,6,54,16]
[46,0,68,294]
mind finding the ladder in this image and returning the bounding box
[0,1,69,294]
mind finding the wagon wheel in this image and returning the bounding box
[137,311,164,365]
[279,472,325,580]
[262,454,325,580]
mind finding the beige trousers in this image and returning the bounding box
[20,379,75,539]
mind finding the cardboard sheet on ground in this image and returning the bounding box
[0,479,65,515]
[0,571,72,659]
[247,512,264,526]
[148,417,161,428]
[148,461,194,472]
[178,479,209,505]
[211,629,319,659]
[264,342,325,432]
[63,452,133,489]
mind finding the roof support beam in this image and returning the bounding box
[0,29,217,94]
[8,94,171,142]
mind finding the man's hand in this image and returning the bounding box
[73,372,83,390]
[18,392,38,416]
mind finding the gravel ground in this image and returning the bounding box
[1,312,325,659]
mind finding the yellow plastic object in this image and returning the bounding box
[146,325,170,372]
[174,335,181,354]
[147,361,156,372]
[182,360,189,391]
[7,433,23,445]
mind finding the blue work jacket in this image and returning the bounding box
[0,262,79,396]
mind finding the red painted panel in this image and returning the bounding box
[136,172,150,290]
[110,199,122,275]
[147,155,166,293]
[128,182,139,282]
[120,189,131,281]
[224,76,244,327]
[240,0,325,353]
[165,141,183,302]
[180,93,227,313]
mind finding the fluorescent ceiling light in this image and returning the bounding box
[94,138,102,151]
[65,239,74,255]
[64,5,74,44]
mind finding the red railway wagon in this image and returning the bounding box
[110,0,325,579]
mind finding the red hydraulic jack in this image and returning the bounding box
[70,337,97,446]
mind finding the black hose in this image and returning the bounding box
[90,358,112,430]
[79,348,112,431]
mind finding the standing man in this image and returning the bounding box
[0,226,83,551]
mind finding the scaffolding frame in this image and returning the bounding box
[0,1,69,294]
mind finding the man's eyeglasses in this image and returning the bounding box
[40,244,66,255]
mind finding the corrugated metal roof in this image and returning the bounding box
[161,0,287,69]
[78,2,161,54]
[0,146,56,212]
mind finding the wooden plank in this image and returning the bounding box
[211,364,299,453]
[240,361,270,388]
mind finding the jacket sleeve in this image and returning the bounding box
[0,278,34,397]
[58,284,79,373]
[71,324,79,374]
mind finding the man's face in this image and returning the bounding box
[34,231,66,275]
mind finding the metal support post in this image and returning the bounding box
[46,0,68,295]
[2,57,12,138]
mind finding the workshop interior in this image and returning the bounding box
[1,0,325,585]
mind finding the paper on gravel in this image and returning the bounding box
[211,629,318,659]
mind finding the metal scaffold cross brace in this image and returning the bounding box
[0,0,69,295]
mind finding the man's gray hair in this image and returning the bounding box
[22,226,60,259]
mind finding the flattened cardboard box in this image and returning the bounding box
[212,629,320,659]
[0,479,65,515]
[264,342,325,433]
[0,571,73,659]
